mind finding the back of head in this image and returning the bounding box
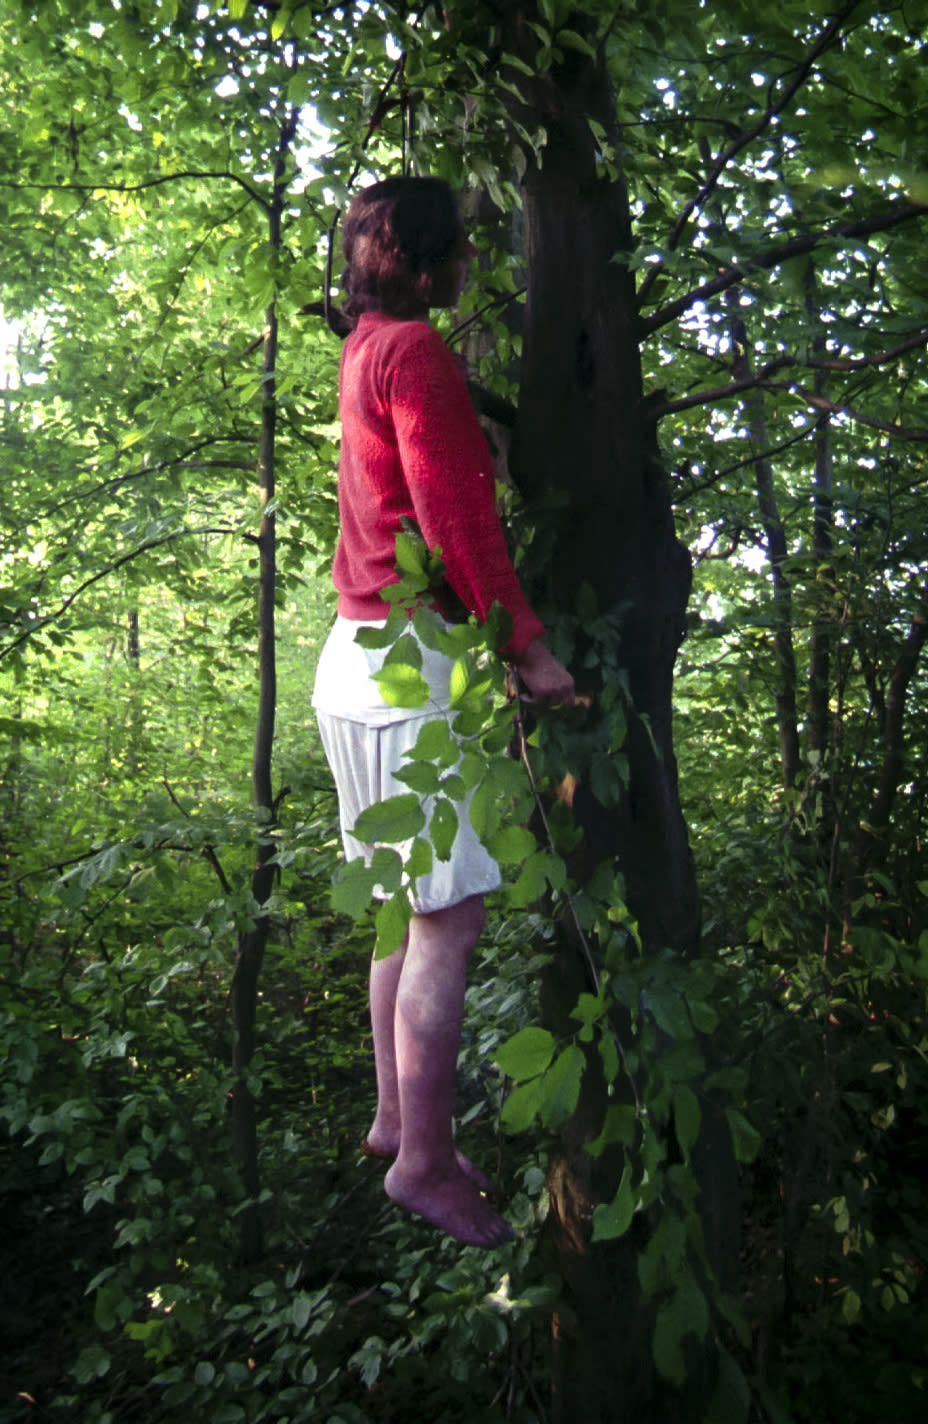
[342,176,461,319]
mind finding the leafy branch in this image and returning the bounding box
[649,330,928,440]
[0,170,271,210]
[636,1,861,306]
[641,201,927,334]
[36,438,258,520]
[1,526,257,661]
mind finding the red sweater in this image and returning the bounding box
[333,312,545,657]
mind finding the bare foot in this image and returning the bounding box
[361,1129,493,1194]
[384,1161,514,1247]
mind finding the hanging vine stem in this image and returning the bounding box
[509,682,642,1113]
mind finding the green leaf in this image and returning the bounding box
[409,717,455,761]
[653,1276,709,1385]
[598,1027,620,1085]
[495,1026,555,1081]
[500,1074,546,1132]
[394,530,429,576]
[586,1102,638,1157]
[539,1044,585,1128]
[355,616,404,649]
[371,662,430,709]
[383,632,423,669]
[673,1085,701,1157]
[349,1336,385,1389]
[484,601,514,650]
[406,836,433,880]
[704,1348,752,1424]
[489,824,537,864]
[394,760,442,795]
[429,797,458,861]
[331,850,403,918]
[591,1164,636,1241]
[449,657,470,707]
[438,772,465,801]
[726,1108,761,1163]
[558,28,596,57]
[353,793,425,844]
[685,995,719,1034]
[643,988,692,1041]
[72,1344,111,1384]
[508,849,550,907]
[291,1293,313,1333]
[469,779,501,841]
[374,893,412,958]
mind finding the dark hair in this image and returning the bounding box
[341,177,462,318]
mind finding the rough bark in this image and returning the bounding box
[507,37,699,957]
[498,19,727,1421]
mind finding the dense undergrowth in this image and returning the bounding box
[2,582,927,1422]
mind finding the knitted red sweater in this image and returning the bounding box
[333,312,545,657]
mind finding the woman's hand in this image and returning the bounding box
[512,639,575,706]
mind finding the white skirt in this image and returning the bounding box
[314,620,500,914]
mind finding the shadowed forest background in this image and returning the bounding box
[1,1,927,1421]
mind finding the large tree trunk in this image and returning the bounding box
[510,46,698,957]
[500,21,729,1422]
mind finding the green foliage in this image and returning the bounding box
[2,1,928,1421]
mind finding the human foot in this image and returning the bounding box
[384,1161,514,1248]
[360,1131,493,1194]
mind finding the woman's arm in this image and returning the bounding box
[511,637,575,705]
[387,326,546,652]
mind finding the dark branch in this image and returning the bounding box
[642,201,927,335]
[651,328,928,420]
[0,170,270,210]
[1,526,257,660]
[37,437,257,519]
[763,379,928,442]
[637,3,859,305]
[162,779,233,895]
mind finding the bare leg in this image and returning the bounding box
[381,894,513,1247]
[365,936,407,1156]
[364,936,492,1191]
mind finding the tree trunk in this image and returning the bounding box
[727,300,801,790]
[501,21,728,1421]
[509,46,698,956]
[229,107,298,1262]
[806,262,835,766]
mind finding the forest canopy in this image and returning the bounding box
[1,2,927,1422]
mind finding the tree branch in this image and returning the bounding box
[1,526,257,660]
[809,328,928,372]
[673,425,819,502]
[37,437,257,519]
[162,778,232,895]
[648,358,794,418]
[652,363,928,440]
[0,170,271,210]
[637,2,860,306]
[762,379,928,442]
[641,201,927,335]
[650,326,928,421]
